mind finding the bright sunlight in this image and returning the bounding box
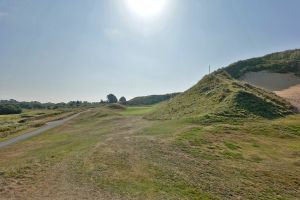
[125,0,168,18]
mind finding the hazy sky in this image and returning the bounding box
[1,0,300,102]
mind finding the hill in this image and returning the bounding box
[146,71,295,120]
[224,49,300,78]
[127,93,180,106]
[147,49,300,120]
[224,49,300,110]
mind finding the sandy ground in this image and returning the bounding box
[240,70,300,110]
[275,85,300,111]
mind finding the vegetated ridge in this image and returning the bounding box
[224,49,300,78]
[127,93,180,106]
[147,50,300,120]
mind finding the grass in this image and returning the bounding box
[0,106,299,199]
[127,93,180,106]
[120,106,156,116]
[147,72,295,120]
[0,108,81,141]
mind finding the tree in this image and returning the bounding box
[107,94,118,103]
[119,96,127,104]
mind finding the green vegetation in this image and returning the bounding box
[1,50,300,199]
[0,108,79,141]
[147,72,295,120]
[0,99,100,111]
[224,49,300,78]
[127,93,180,106]
[120,106,155,116]
[0,104,22,115]
[1,107,299,199]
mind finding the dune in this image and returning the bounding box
[240,71,300,110]
[275,85,300,110]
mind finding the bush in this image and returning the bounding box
[0,104,22,115]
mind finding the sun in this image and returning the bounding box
[125,0,168,18]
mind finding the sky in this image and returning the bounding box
[0,0,300,103]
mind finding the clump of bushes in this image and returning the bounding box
[0,104,22,115]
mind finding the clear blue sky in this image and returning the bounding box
[1,0,300,102]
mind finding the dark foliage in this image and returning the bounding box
[119,96,127,104]
[107,94,118,104]
[0,104,22,115]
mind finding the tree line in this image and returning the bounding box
[0,94,127,115]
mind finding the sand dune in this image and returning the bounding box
[275,85,300,111]
[240,70,300,91]
[240,71,300,110]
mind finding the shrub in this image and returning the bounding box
[119,96,127,104]
[0,104,22,115]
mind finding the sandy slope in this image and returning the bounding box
[240,70,300,110]
[275,85,300,111]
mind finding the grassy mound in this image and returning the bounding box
[127,93,180,106]
[146,72,295,120]
[224,49,300,78]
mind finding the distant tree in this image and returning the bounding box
[119,96,127,104]
[107,94,118,104]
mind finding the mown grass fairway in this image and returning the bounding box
[0,107,299,199]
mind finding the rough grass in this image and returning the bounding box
[106,103,126,110]
[0,108,79,141]
[120,106,156,116]
[0,107,299,199]
[146,72,295,120]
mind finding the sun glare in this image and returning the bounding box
[125,0,168,18]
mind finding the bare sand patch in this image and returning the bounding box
[240,70,300,91]
[240,70,300,110]
[275,85,300,110]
